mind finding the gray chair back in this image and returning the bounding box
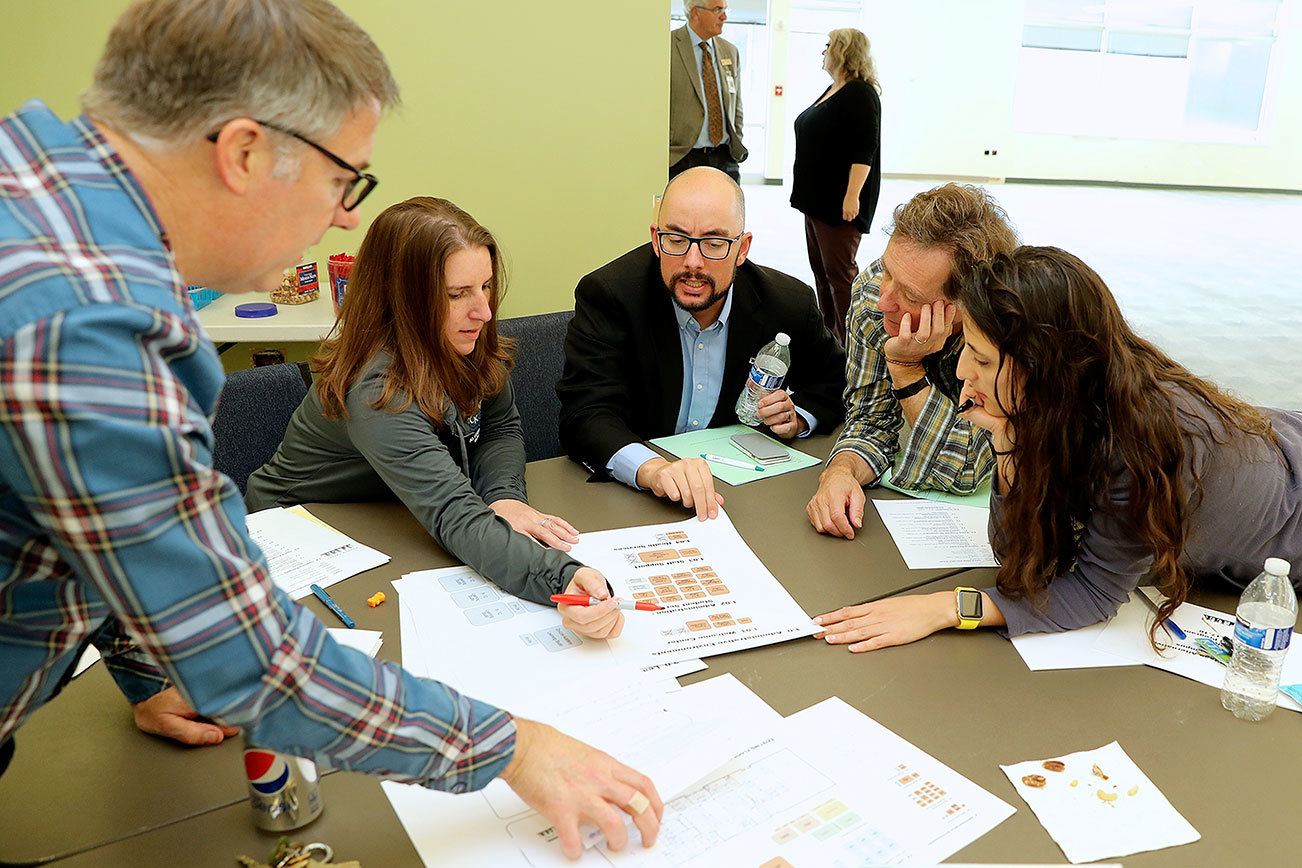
[212,362,312,494]
[498,310,574,462]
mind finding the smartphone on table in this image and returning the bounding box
[730,432,791,465]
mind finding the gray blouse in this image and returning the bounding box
[246,354,581,603]
[987,395,1302,635]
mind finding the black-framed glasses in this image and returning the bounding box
[205,119,378,211]
[656,231,742,260]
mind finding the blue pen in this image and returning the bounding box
[310,583,355,628]
[1138,589,1185,640]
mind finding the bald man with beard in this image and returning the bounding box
[558,168,846,519]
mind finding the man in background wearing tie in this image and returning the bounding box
[669,1,748,182]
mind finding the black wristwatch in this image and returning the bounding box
[888,375,931,401]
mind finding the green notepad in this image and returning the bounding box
[878,466,993,509]
[650,424,821,486]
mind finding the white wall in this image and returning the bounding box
[862,0,1302,190]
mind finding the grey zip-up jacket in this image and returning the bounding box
[246,354,581,603]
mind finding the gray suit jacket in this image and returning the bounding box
[669,25,747,166]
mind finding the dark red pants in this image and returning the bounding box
[803,214,862,345]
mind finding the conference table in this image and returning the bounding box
[5,440,1299,866]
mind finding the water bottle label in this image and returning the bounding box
[1234,618,1293,651]
[748,367,784,391]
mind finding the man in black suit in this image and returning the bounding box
[558,167,846,519]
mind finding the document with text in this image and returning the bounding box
[872,499,999,569]
[246,506,389,599]
[567,510,820,665]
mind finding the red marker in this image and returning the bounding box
[550,594,662,612]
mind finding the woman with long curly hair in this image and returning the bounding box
[247,197,624,639]
[816,245,1302,650]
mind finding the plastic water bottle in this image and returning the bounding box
[735,333,791,426]
[1220,557,1297,721]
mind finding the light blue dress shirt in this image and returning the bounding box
[606,290,816,488]
[688,25,731,150]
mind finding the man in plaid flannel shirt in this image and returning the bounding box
[0,0,659,857]
[806,185,1018,540]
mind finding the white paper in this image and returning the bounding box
[1093,588,1302,712]
[1010,592,1143,671]
[326,628,383,657]
[382,674,783,867]
[392,567,702,715]
[1001,740,1199,863]
[604,696,1013,867]
[246,506,390,599]
[871,500,1000,569]
[72,645,102,677]
[566,510,819,665]
[385,692,1013,867]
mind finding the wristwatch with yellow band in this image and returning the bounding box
[955,586,983,630]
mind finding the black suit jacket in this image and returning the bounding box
[558,244,847,474]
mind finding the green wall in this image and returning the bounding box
[3,0,668,319]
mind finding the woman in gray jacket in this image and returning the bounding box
[815,245,1302,651]
[247,197,623,639]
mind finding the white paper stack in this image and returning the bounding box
[246,506,390,600]
[1008,588,1302,712]
[384,514,1017,866]
[382,689,1016,867]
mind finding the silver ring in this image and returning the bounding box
[540,517,552,528]
[913,336,927,344]
[301,843,334,862]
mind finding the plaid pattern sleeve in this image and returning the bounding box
[89,617,171,704]
[0,101,514,792]
[830,259,995,494]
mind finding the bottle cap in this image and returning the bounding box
[234,302,278,318]
[775,332,790,346]
[1264,557,1291,577]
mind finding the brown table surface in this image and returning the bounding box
[55,572,1302,868]
[2,443,963,864]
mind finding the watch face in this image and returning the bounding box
[958,590,983,620]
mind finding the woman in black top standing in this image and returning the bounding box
[791,28,882,345]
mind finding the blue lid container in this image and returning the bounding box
[234,302,278,318]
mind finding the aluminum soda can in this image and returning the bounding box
[243,748,324,831]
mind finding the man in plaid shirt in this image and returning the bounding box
[0,0,659,857]
[806,185,1018,539]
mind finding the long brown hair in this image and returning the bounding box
[314,197,513,423]
[956,246,1276,639]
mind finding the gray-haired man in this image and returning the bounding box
[0,0,659,855]
[670,0,748,182]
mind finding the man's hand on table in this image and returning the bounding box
[132,686,239,746]
[635,456,724,521]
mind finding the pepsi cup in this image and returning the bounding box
[243,748,324,831]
